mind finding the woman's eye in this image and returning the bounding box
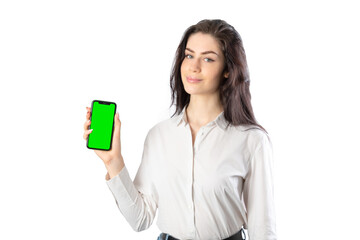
[185,54,193,59]
[204,58,214,62]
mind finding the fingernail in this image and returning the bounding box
[89,129,93,132]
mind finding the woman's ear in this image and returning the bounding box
[224,72,229,78]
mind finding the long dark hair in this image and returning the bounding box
[170,19,266,133]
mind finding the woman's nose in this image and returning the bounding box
[189,58,201,72]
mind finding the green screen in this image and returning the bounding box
[87,101,116,150]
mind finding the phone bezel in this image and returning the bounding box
[86,100,117,151]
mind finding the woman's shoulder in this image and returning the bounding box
[145,115,180,138]
[231,124,272,150]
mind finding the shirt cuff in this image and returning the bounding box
[105,166,139,205]
[105,166,125,181]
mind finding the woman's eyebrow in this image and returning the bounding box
[185,48,219,56]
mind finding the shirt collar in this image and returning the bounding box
[175,106,229,131]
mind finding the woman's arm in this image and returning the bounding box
[83,107,157,231]
[243,133,277,240]
[106,164,157,231]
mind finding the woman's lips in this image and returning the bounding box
[187,76,202,83]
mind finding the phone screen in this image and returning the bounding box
[87,100,117,151]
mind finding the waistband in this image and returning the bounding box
[157,228,246,240]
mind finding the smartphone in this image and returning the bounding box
[87,100,117,151]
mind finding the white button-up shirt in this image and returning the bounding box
[106,107,277,240]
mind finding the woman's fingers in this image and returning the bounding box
[84,119,91,131]
[84,106,91,129]
[83,106,92,139]
[83,129,93,140]
[86,107,91,120]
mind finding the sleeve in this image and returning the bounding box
[105,131,157,232]
[243,134,277,240]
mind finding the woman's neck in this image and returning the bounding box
[186,93,223,127]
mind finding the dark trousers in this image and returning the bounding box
[157,228,246,240]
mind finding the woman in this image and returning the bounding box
[83,19,277,240]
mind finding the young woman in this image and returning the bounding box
[83,19,277,240]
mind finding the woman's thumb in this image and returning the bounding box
[114,112,121,137]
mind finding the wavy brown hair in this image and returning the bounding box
[170,19,266,133]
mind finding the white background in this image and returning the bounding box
[1,0,359,239]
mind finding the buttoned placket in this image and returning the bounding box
[179,109,221,238]
[186,122,196,238]
[186,122,212,238]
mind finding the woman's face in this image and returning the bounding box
[181,32,228,96]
